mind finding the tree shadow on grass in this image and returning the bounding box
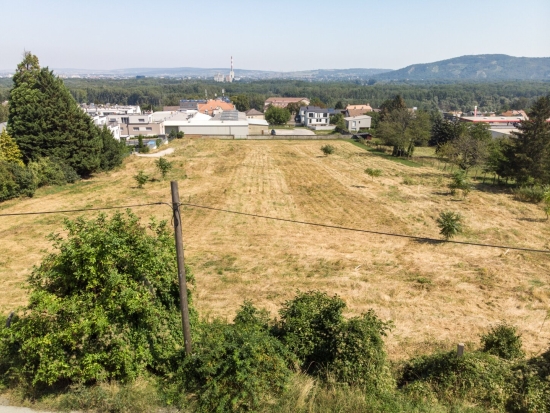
[413,238,446,246]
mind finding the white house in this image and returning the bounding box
[298,106,331,128]
[344,115,372,132]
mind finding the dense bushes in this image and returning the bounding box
[180,304,295,412]
[276,291,392,389]
[0,160,36,201]
[0,211,196,387]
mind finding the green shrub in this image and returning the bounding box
[180,305,295,412]
[134,170,149,188]
[0,161,36,201]
[365,168,382,180]
[513,185,548,203]
[0,211,196,388]
[276,291,391,388]
[481,323,524,360]
[436,211,463,240]
[321,145,335,156]
[508,349,550,413]
[402,176,416,185]
[399,350,514,409]
[28,157,79,187]
[449,170,472,198]
[155,157,173,180]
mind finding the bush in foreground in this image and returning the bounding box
[0,211,195,388]
[178,303,296,412]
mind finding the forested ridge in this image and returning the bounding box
[2,77,549,114]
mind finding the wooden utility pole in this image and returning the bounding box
[171,181,192,355]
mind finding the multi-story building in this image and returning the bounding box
[107,113,165,137]
[298,106,331,128]
[264,97,310,111]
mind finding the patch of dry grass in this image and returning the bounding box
[1,138,549,360]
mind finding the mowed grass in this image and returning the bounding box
[1,138,550,360]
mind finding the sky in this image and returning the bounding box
[1,0,549,72]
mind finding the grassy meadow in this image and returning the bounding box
[1,138,549,360]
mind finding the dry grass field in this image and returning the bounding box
[1,138,549,359]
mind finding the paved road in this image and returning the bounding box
[136,147,175,157]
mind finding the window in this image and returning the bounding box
[146,127,152,131]
[139,118,145,122]
[309,113,313,117]
[133,127,139,131]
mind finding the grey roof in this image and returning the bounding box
[300,106,330,113]
[212,110,247,122]
[245,109,264,115]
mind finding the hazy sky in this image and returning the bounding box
[1,0,549,71]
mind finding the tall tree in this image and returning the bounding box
[231,94,250,112]
[379,95,407,122]
[499,96,550,184]
[377,109,430,157]
[8,52,110,176]
[430,114,467,149]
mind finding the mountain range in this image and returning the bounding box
[1,54,548,82]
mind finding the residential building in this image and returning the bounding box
[81,104,141,116]
[245,109,265,120]
[346,104,373,117]
[344,115,372,132]
[197,99,236,116]
[298,106,330,128]
[264,97,310,110]
[107,113,165,137]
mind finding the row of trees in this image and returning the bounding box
[1,77,546,115]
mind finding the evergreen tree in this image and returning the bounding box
[0,130,24,165]
[379,95,407,122]
[8,52,106,176]
[499,96,550,184]
[99,125,125,171]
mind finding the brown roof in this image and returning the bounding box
[197,100,235,114]
[347,108,371,117]
[264,97,310,108]
[245,109,264,115]
[346,104,373,111]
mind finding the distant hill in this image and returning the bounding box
[373,54,550,81]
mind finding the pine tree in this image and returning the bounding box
[7,52,106,176]
[99,125,125,171]
[500,96,550,184]
[0,130,24,165]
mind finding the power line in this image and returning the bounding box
[0,202,167,217]
[179,202,550,254]
[1,200,549,254]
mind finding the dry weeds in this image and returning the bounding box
[1,139,549,359]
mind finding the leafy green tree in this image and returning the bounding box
[437,211,463,240]
[7,52,105,176]
[481,323,524,360]
[0,211,195,387]
[440,123,492,171]
[334,100,344,110]
[265,105,290,126]
[0,161,36,201]
[0,130,24,165]
[377,109,430,157]
[379,95,407,122]
[155,157,173,180]
[231,94,250,112]
[285,101,304,115]
[309,98,326,108]
[430,114,467,148]
[499,95,550,184]
[134,170,149,188]
[329,113,346,132]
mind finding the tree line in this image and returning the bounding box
[0,77,547,115]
